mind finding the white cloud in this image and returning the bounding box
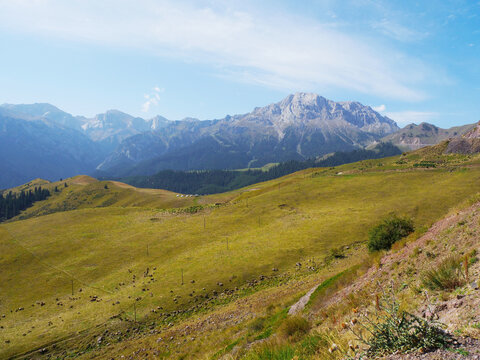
[142,86,164,113]
[0,0,432,101]
[385,111,438,126]
[372,104,386,112]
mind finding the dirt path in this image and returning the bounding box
[288,284,319,315]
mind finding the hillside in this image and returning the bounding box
[2,147,480,359]
[72,194,480,360]
[381,122,475,151]
[445,122,480,154]
[118,142,401,195]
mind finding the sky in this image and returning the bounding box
[0,0,478,128]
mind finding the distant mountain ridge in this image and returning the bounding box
[0,103,171,151]
[97,93,399,177]
[1,94,474,189]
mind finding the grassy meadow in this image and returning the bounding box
[1,150,480,358]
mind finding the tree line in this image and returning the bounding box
[120,142,401,195]
[0,186,50,221]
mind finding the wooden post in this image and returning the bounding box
[71,280,74,296]
[203,215,206,229]
[226,238,229,250]
[181,268,184,285]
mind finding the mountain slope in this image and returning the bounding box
[445,121,480,154]
[381,122,475,151]
[0,114,104,188]
[0,105,172,188]
[98,93,399,176]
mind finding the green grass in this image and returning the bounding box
[253,308,289,341]
[2,152,480,358]
[421,256,465,291]
[245,343,296,360]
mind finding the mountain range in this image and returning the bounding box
[0,93,474,188]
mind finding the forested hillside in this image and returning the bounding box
[0,186,50,221]
[121,142,401,194]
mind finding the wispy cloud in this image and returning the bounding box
[372,19,427,42]
[385,111,438,126]
[372,104,386,112]
[142,86,164,113]
[0,0,432,101]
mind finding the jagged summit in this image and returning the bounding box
[242,92,397,138]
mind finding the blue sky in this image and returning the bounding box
[0,0,478,127]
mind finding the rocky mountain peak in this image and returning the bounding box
[244,93,398,138]
[280,92,328,109]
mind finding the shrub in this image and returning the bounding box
[350,295,451,356]
[367,215,414,252]
[329,247,345,259]
[421,256,465,290]
[278,316,311,340]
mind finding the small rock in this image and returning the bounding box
[435,303,448,312]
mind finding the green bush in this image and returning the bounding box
[421,256,465,290]
[367,215,414,252]
[278,316,311,340]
